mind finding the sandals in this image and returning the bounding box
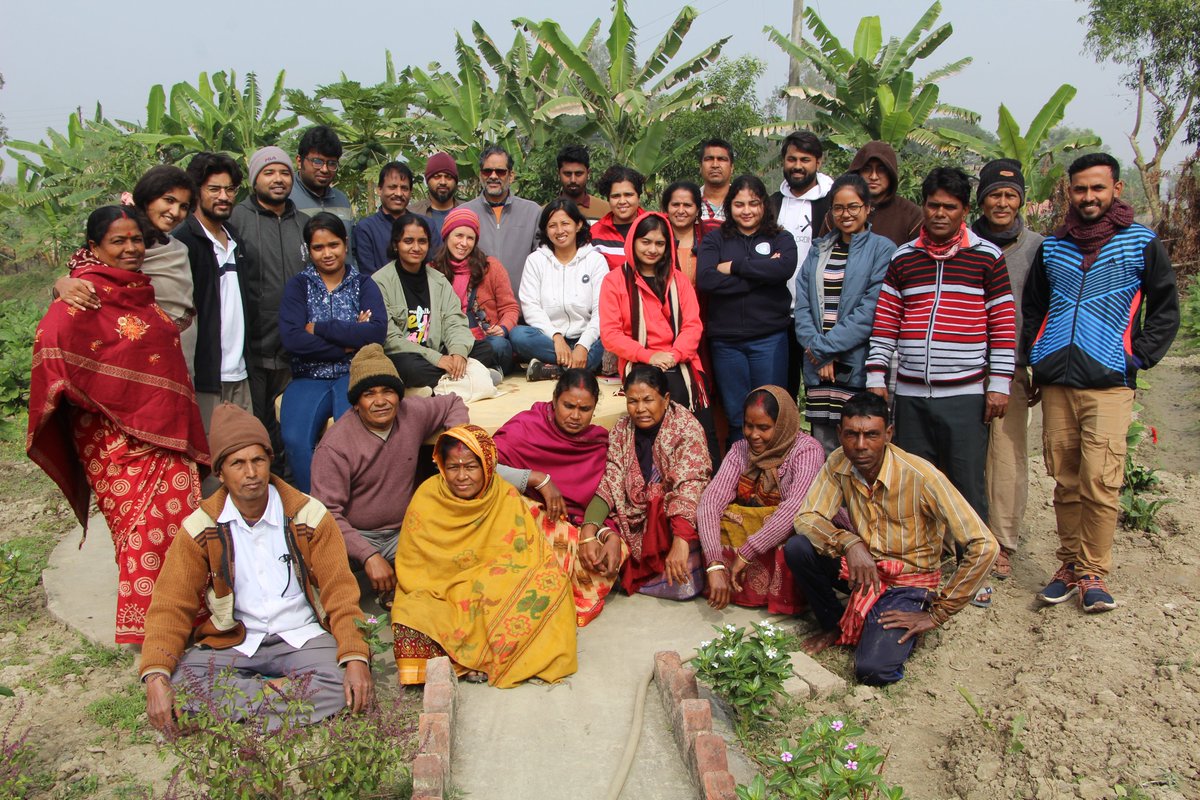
[970,585,994,609]
[462,671,488,684]
[991,549,1013,581]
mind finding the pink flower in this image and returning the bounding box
[365,616,379,625]
[845,760,858,770]
[120,191,135,206]
[780,751,793,763]
[830,720,844,732]
[844,742,857,751]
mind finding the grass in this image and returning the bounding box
[46,637,132,682]
[86,685,154,744]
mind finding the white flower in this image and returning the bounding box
[764,648,779,659]
[723,649,736,658]
[724,624,737,633]
[700,640,712,648]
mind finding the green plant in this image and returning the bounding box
[0,299,45,419]
[1178,276,1200,344]
[355,613,392,658]
[1007,713,1028,755]
[0,543,38,604]
[693,621,794,724]
[0,703,39,799]
[1119,489,1175,533]
[46,637,132,681]
[955,685,995,731]
[87,685,153,743]
[736,717,906,800]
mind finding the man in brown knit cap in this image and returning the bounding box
[140,403,373,733]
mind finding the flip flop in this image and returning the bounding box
[970,585,994,609]
[462,671,488,684]
[991,549,1013,581]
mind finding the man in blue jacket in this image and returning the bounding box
[1023,153,1179,613]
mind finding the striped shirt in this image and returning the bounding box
[805,239,855,423]
[866,228,1015,397]
[794,444,998,625]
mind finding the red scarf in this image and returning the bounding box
[916,222,970,261]
[1055,198,1135,271]
[27,248,209,526]
[834,559,940,646]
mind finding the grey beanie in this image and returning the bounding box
[248,146,292,184]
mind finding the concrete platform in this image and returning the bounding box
[44,515,119,645]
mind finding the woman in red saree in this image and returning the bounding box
[27,206,209,645]
[492,369,625,626]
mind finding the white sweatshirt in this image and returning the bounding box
[518,244,609,350]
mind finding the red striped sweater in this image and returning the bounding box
[865,228,1015,397]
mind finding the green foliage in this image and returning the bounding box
[1178,276,1200,345]
[86,685,153,743]
[0,704,39,799]
[1120,416,1173,532]
[0,543,40,605]
[736,717,906,800]
[765,2,976,150]
[354,613,392,657]
[0,299,44,419]
[694,621,794,724]
[46,638,132,681]
[163,669,417,799]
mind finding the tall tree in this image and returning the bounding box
[1081,0,1200,227]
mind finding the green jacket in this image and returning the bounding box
[370,262,474,365]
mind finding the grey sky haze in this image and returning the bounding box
[0,0,1191,177]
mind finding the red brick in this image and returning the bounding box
[418,712,451,763]
[424,656,454,688]
[669,666,699,706]
[423,681,455,716]
[692,732,729,778]
[654,651,683,685]
[680,698,712,742]
[702,770,737,800]
[412,753,444,798]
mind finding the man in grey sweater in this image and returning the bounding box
[971,159,1044,581]
[463,145,540,291]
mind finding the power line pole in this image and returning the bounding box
[786,0,805,121]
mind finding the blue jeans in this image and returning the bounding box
[709,330,790,438]
[509,326,604,372]
[280,375,350,493]
[486,333,514,374]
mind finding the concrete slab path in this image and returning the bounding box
[44,515,118,645]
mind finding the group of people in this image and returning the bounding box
[25,123,1179,730]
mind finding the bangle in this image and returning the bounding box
[143,672,170,685]
[534,473,552,491]
[735,551,751,565]
[596,527,613,544]
[579,537,598,545]
[705,563,727,573]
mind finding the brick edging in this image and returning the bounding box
[654,651,737,800]
[413,656,456,800]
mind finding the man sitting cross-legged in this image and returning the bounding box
[140,403,374,733]
[310,344,468,604]
[783,392,998,685]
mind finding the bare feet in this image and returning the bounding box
[801,629,840,655]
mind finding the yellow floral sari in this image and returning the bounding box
[391,425,577,687]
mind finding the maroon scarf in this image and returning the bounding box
[27,247,209,525]
[916,222,970,261]
[1055,198,1135,270]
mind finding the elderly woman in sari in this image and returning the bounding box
[697,386,826,612]
[28,205,209,645]
[391,425,577,686]
[492,369,625,626]
[580,364,713,600]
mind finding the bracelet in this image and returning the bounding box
[735,550,752,565]
[596,527,613,544]
[534,473,552,491]
[705,563,727,573]
[143,672,170,685]
[579,537,598,545]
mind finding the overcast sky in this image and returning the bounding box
[1,0,1191,177]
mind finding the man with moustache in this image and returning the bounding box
[353,162,441,275]
[556,144,609,223]
[770,131,833,394]
[310,345,468,603]
[175,152,253,424]
[230,147,310,456]
[697,138,735,232]
[1024,153,1178,612]
[847,141,923,247]
[410,152,461,234]
[463,145,541,290]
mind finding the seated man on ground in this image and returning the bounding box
[784,392,998,686]
[141,403,373,733]
[310,344,468,606]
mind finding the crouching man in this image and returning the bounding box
[783,392,998,685]
[140,403,373,733]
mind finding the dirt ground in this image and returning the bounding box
[1,354,1197,799]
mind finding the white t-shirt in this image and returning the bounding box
[200,224,248,382]
[777,173,834,308]
[218,485,325,657]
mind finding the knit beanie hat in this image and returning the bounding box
[209,402,273,472]
[424,152,459,180]
[977,158,1026,205]
[347,343,406,405]
[248,146,293,185]
[441,207,480,239]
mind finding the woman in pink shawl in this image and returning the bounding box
[493,369,623,625]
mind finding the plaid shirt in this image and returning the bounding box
[794,443,998,625]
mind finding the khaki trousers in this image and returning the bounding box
[1040,384,1134,578]
[985,370,1031,551]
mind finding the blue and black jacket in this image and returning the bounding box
[1022,222,1178,389]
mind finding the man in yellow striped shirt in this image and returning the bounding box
[784,392,998,685]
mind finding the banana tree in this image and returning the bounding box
[764,1,977,149]
[937,84,1102,202]
[517,0,730,179]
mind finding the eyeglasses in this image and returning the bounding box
[832,203,866,216]
[481,168,510,178]
[305,156,340,170]
[203,185,238,197]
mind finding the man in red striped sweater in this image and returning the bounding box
[865,167,1016,525]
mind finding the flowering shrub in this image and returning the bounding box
[0,703,39,799]
[356,614,392,658]
[693,621,794,723]
[736,716,906,800]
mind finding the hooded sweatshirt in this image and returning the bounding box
[696,219,798,341]
[847,141,924,247]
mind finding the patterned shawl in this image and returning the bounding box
[492,402,609,523]
[27,247,209,526]
[742,385,801,496]
[595,401,712,550]
[391,425,577,687]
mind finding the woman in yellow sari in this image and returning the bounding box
[391,424,577,687]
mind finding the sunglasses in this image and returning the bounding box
[481,168,510,178]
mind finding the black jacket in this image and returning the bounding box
[173,215,251,394]
[696,226,799,341]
